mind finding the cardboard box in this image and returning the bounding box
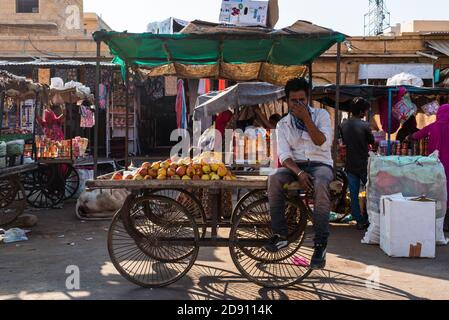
[380,195,436,258]
[219,0,269,27]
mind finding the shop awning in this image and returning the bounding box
[93,20,345,85]
[193,82,284,120]
[427,40,449,57]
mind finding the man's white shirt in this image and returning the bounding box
[276,106,334,167]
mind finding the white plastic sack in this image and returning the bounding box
[387,72,424,87]
[50,77,64,90]
[74,169,94,198]
[363,152,449,246]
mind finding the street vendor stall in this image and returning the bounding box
[90,20,346,288]
[22,79,94,209]
[0,70,42,226]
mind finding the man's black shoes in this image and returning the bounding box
[310,244,327,270]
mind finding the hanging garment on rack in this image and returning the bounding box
[176,79,188,130]
[198,79,211,95]
[219,79,227,91]
[80,106,95,128]
[99,84,108,110]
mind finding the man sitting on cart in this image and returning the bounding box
[265,77,334,270]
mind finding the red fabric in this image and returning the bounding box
[215,110,233,136]
[219,79,226,91]
[205,79,211,93]
[378,87,407,134]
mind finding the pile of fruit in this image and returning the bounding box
[111,156,237,181]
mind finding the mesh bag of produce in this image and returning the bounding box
[363,152,448,245]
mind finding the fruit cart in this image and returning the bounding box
[87,171,316,288]
[0,163,37,227]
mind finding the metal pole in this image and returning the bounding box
[387,88,392,156]
[333,42,342,171]
[0,92,4,133]
[94,40,101,178]
[125,63,130,170]
[308,62,313,106]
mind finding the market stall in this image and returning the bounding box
[313,83,449,251]
[90,20,346,288]
[0,70,42,226]
[22,79,93,209]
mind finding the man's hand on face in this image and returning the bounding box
[291,102,311,122]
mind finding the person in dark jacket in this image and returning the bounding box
[340,98,375,230]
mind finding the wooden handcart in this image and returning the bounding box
[0,163,38,227]
[87,175,316,289]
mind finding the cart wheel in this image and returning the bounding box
[231,190,267,224]
[229,198,313,288]
[149,189,207,238]
[22,165,64,208]
[0,177,25,227]
[62,165,80,200]
[108,195,200,288]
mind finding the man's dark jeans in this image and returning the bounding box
[268,162,334,246]
[347,172,368,224]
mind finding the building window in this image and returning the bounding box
[16,0,39,13]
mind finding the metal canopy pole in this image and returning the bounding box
[308,62,313,106]
[94,40,101,178]
[333,42,342,171]
[0,92,4,134]
[387,88,393,156]
[125,63,130,170]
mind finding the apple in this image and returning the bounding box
[169,163,178,171]
[160,161,170,169]
[182,175,191,180]
[211,163,219,172]
[148,169,158,178]
[210,174,220,181]
[141,162,152,169]
[133,174,144,181]
[172,175,181,180]
[158,168,167,177]
[167,168,176,177]
[124,174,134,180]
[195,168,202,176]
[157,174,167,180]
[111,172,123,180]
[176,166,187,177]
[186,165,195,177]
[201,174,210,181]
[144,175,153,180]
[137,168,148,177]
[223,176,232,181]
[151,161,161,170]
[192,175,201,181]
[217,166,227,178]
[202,165,211,174]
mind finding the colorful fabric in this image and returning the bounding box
[36,109,64,141]
[176,79,187,130]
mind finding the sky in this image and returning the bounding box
[84,0,449,36]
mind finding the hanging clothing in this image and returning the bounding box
[219,79,227,91]
[80,106,95,128]
[99,84,108,110]
[176,79,188,130]
[198,79,211,95]
[378,87,407,134]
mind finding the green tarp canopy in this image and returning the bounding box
[93,20,345,85]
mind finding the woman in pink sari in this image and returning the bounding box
[411,104,449,231]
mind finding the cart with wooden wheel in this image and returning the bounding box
[87,175,315,288]
[0,163,38,227]
[22,159,80,208]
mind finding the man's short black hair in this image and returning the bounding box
[351,97,370,116]
[285,78,309,99]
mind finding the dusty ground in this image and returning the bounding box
[1,201,449,300]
